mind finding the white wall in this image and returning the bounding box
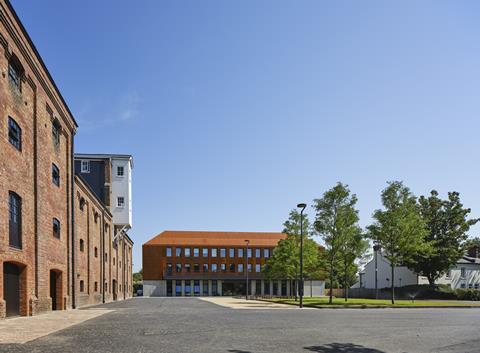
[111,158,132,227]
[361,252,419,289]
[143,280,166,297]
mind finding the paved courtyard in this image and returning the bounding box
[1,297,480,353]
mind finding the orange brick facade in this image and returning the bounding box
[0,0,133,318]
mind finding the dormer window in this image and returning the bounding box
[8,54,24,91]
[81,160,90,173]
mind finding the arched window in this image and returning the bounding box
[79,197,86,211]
[9,191,22,248]
[52,118,61,145]
[79,280,84,292]
[8,53,24,91]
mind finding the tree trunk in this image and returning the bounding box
[428,275,435,289]
[329,258,334,304]
[391,264,395,305]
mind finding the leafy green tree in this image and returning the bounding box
[133,269,143,283]
[313,182,363,304]
[338,232,368,301]
[465,237,480,258]
[406,191,479,286]
[264,210,323,297]
[367,181,428,304]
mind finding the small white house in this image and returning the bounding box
[357,250,480,290]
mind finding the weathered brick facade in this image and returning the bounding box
[0,0,133,318]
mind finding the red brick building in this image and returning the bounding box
[143,230,324,297]
[0,0,133,318]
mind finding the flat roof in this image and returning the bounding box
[74,153,133,167]
[144,230,287,247]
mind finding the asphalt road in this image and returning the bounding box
[1,297,480,353]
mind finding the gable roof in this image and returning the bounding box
[144,230,287,247]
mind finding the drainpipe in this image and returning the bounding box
[102,210,106,303]
[33,83,39,300]
[71,133,76,309]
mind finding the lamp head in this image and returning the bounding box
[297,203,307,209]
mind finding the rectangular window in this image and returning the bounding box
[185,264,191,273]
[194,280,200,296]
[248,264,252,272]
[175,247,181,257]
[220,248,226,258]
[264,280,270,295]
[203,281,209,295]
[211,263,217,272]
[221,263,226,272]
[52,218,61,238]
[475,283,479,289]
[202,248,208,257]
[81,160,90,173]
[247,248,252,258]
[194,264,200,273]
[238,248,244,258]
[52,163,60,187]
[117,166,124,177]
[8,117,21,150]
[166,263,173,275]
[461,267,466,278]
[193,248,199,257]
[255,264,261,273]
[117,197,125,208]
[203,263,208,272]
[80,280,84,292]
[185,281,191,296]
[185,248,191,257]
[238,264,244,273]
[166,247,172,257]
[9,191,22,248]
[461,283,466,289]
[229,248,235,258]
[175,281,182,296]
[255,248,261,258]
[176,263,182,273]
[211,248,217,258]
[212,280,218,296]
[229,263,235,272]
[264,248,270,258]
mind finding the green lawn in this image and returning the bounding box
[263,297,480,308]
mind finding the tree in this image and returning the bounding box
[338,231,368,301]
[367,181,428,304]
[465,237,480,258]
[133,269,143,284]
[313,182,364,304]
[406,191,479,286]
[264,209,323,297]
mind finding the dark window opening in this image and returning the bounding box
[52,163,60,187]
[79,197,86,211]
[80,239,85,252]
[80,280,84,292]
[52,118,61,146]
[52,218,61,238]
[8,54,24,90]
[94,247,98,258]
[8,117,21,150]
[9,191,22,248]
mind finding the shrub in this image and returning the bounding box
[455,289,480,301]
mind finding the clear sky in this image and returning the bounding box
[11,1,480,271]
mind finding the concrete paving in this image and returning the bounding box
[1,297,480,352]
[198,296,300,309]
[0,308,113,344]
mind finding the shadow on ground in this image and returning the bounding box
[304,343,386,353]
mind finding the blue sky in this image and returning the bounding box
[12,1,480,271]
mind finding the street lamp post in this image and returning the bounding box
[245,240,250,300]
[373,243,380,300]
[297,203,306,308]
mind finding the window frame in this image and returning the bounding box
[117,196,125,208]
[80,160,90,173]
[117,166,124,177]
[52,163,60,187]
[8,191,22,249]
[8,117,22,151]
[52,218,61,239]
